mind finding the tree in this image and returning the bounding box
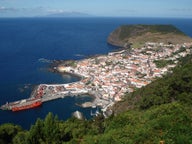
[0,123,22,144]
[28,118,44,144]
[43,112,60,144]
[28,112,60,144]
[13,131,28,144]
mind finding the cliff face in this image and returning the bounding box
[107,27,126,48]
[107,25,192,48]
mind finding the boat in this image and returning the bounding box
[1,99,42,112]
[11,100,42,112]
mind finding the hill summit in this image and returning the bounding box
[107,25,192,48]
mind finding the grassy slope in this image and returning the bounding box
[119,25,185,40]
[108,25,192,48]
[90,102,192,144]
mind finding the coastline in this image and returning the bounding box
[0,18,192,131]
[1,23,192,119]
[46,41,192,116]
[1,41,192,117]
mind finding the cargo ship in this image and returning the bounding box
[0,98,42,112]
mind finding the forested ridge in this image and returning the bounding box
[1,54,192,144]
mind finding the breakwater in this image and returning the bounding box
[0,80,111,112]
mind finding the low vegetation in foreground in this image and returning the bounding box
[1,54,192,144]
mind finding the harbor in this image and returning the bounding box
[0,79,111,113]
[1,42,192,114]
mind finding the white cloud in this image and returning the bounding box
[45,8,85,14]
[0,5,48,17]
[47,9,66,14]
[168,8,192,18]
[0,6,5,10]
[170,8,192,12]
[0,6,45,12]
[0,6,17,12]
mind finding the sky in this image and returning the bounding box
[0,0,191,18]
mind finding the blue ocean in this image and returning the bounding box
[0,17,192,129]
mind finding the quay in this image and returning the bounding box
[0,82,110,112]
[0,83,89,111]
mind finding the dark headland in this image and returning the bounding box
[107,24,192,48]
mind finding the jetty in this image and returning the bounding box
[0,79,110,112]
[0,83,88,111]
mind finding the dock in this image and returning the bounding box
[0,81,110,111]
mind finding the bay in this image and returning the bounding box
[0,17,192,129]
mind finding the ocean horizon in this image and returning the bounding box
[0,17,192,129]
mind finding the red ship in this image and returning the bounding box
[11,101,42,112]
[0,98,42,112]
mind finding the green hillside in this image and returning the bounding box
[118,25,185,40]
[114,52,192,114]
[1,103,192,144]
[107,25,192,48]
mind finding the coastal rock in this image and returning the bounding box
[72,110,84,120]
[80,102,93,108]
[107,27,126,48]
